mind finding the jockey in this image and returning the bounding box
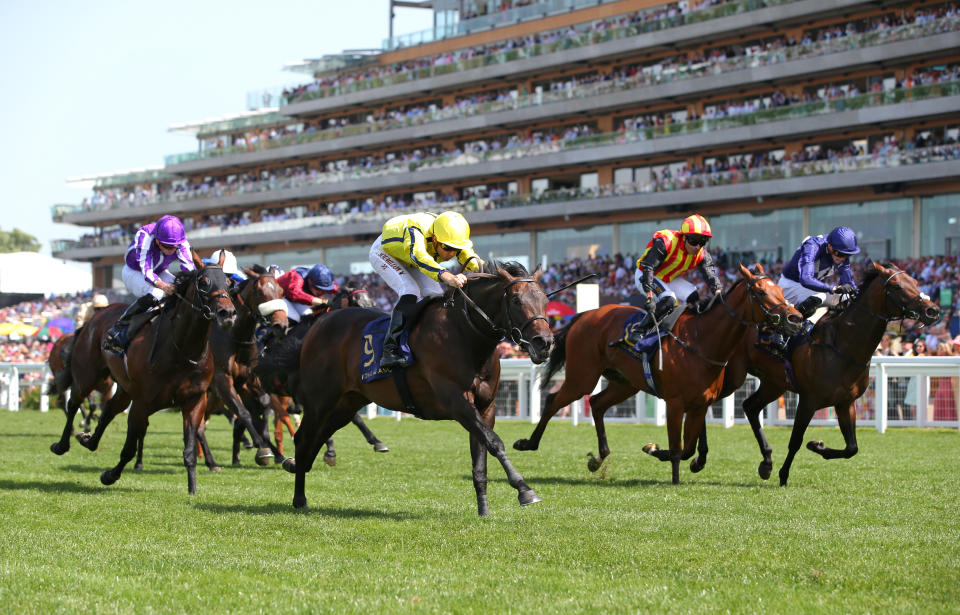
[76,293,109,328]
[207,249,247,286]
[779,225,859,319]
[627,213,723,345]
[369,211,483,369]
[277,264,338,322]
[103,215,194,355]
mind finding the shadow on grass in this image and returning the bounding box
[58,463,181,475]
[0,478,135,495]
[477,474,772,489]
[195,501,420,520]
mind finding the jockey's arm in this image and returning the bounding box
[176,240,196,272]
[457,248,484,273]
[698,251,723,294]
[636,238,667,295]
[406,227,447,282]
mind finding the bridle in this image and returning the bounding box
[718,275,792,328]
[172,264,231,321]
[850,269,925,323]
[453,276,549,349]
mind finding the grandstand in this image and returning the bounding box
[50,0,960,292]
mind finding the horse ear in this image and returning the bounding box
[192,250,204,269]
[531,264,543,281]
[242,268,258,279]
[754,262,766,276]
[738,263,752,279]
[217,250,227,268]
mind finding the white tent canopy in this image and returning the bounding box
[0,252,92,295]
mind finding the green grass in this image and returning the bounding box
[0,411,957,614]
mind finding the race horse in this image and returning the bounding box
[513,264,803,484]
[72,252,238,494]
[47,332,114,431]
[283,261,554,516]
[254,281,388,464]
[716,261,941,485]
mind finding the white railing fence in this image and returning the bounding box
[7,357,958,433]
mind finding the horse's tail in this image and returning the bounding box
[254,324,309,395]
[50,331,79,395]
[539,312,585,391]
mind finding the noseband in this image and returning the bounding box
[173,265,231,321]
[719,276,790,328]
[453,277,549,348]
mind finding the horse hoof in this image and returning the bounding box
[254,448,274,467]
[281,458,297,474]
[274,455,286,465]
[75,433,95,451]
[806,440,824,453]
[134,463,144,471]
[232,460,242,467]
[323,453,337,467]
[690,458,705,473]
[292,494,307,509]
[586,453,603,473]
[50,441,68,455]
[209,465,222,473]
[373,442,389,453]
[642,443,659,455]
[758,461,772,480]
[512,439,532,451]
[518,489,542,506]
[100,470,118,486]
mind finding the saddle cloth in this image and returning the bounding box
[609,311,669,396]
[360,316,415,383]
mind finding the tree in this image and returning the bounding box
[0,228,42,253]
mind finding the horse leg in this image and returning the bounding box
[212,374,273,466]
[352,413,388,452]
[76,389,131,451]
[456,400,540,510]
[471,402,496,517]
[51,387,90,455]
[586,380,638,472]
[513,367,602,451]
[100,401,148,487]
[779,396,817,487]
[180,393,208,494]
[197,418,221,472]
[742,381,782,480]
[289,399,361,510]
[807,401,859,460]
[691,426,708,473]
[682,409,707,473]
[643,399,684,484]
[134,433,144,471]
[323,438,337,466]
[232,419,244,466]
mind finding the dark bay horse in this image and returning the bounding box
[513,264,803,484]
[255,282,388,463]
[75,253,237,494]
[717,261,941,485]
[284,261,554,516]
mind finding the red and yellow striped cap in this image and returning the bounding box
[680,214,712,237]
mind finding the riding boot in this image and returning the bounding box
[796,296,822,319]
[380,294,417,369]
[654,296,676,321]
[102,294,158,356]
[624,311,653,347]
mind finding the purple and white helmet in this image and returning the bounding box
[155,215,186,245]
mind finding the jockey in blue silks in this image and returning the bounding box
[103,215,194,355]
[779,225,860,318]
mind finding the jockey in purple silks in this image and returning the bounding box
[103,215,195,355]
[764,226,860,350]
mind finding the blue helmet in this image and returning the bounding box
[827,226,860,255]
[305,264,335,291]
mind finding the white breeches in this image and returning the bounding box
[122,265,173,300]
[369,235,443,301]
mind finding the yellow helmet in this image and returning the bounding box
[432,212,473,250]
[680,214,712,237]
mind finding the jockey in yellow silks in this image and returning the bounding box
[369,211,483,368]
[627,213,723,345]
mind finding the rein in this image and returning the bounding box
[167,265,230,366]
[453,277,549,347]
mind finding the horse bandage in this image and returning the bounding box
[258,299,288,317]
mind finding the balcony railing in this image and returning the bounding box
[54,143,960,254]
[250,0,800,109]
[169,14,960,166]
[90,78,960,216]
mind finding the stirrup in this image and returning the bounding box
[380,353,408,369]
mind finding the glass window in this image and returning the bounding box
[809,199,912,260]
[614,168,634,185]
[537,225,613,265]
[619,218,681,261]
[327,243,374,275]
[922,193,960,256]
[710,208,803,268]
[476,232,531,271]
[262,248,325,273]
[580,172,598,190]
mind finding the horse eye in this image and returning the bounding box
[511,295,522,305]
[199,277,211,289]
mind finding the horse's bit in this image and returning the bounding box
[454,278,549,347]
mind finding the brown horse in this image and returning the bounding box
[74,253,237,494]
[47,333,114,431]
[283,261,554,516]
[716,261,941,486]
[207,267,290,466]
[513,264,803,484]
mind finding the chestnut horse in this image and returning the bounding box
[47,332,114,431]
[74,253,237,494]
[513,264,803,484]
[284,261,554,516]
[716,261,941,486]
